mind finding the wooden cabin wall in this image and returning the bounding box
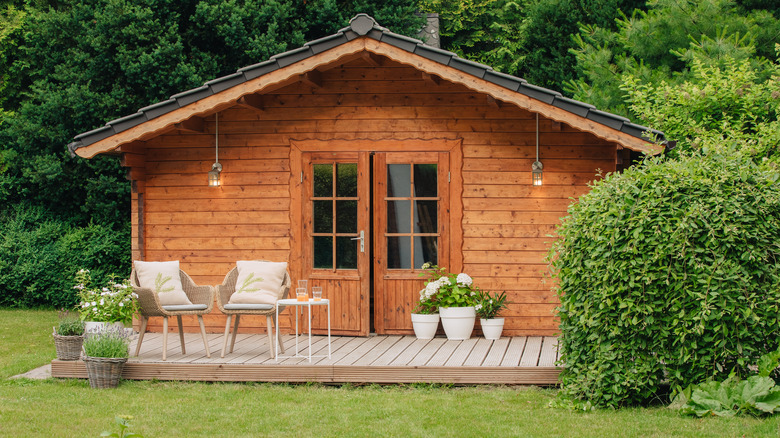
[132,58,616,336]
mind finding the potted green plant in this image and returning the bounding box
[75,269,138,335]
[52,310,86,360]
[82,326,131,389]
[419,263,478,340]
[475,290,508,340]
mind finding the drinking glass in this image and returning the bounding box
[298,280,308,292]
[296,287,308,302]
[312,287,323,301]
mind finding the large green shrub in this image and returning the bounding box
[0,205,129,308]
[550,153,780,407]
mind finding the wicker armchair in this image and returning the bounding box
[131,269,214,361]
[216,265,291,358]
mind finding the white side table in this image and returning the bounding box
[275,298,331,362]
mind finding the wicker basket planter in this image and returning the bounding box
[83,356,128,388]
[53,333,84,361]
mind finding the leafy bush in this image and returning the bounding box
[0,205,130,308]
[550,153,780,407]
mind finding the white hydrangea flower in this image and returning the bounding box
[475,304,483,311]
[421,262,431,270]
[456,273,472,287]
[91,301,97,307]
[119,302,124,307]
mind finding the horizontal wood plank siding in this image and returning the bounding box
[135,59,616,335]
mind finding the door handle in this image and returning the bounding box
[350,230,365,253]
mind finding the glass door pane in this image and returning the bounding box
[385,163,438,270]
[311,162,359,270]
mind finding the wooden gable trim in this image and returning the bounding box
[74,38,370,158]
[362,39,662,155]
[75,36,660,158]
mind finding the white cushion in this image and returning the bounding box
[134,260,193,306]
[223,303,275,310]
[162,304,208,311]
[228,260,288,305]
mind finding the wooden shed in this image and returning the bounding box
[69,14,662,338]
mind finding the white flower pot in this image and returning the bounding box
[439,306,476,340]
[411,313,440,340]
[480,318,505,340]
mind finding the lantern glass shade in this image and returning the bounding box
[208,163,222,187]
[532,161,543,186]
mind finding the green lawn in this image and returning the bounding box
[1,309,779,437]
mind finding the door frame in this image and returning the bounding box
[290,138,463,334]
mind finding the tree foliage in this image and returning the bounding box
[0,0,422,307]
[420,0,646,90]
[568,0,780,116]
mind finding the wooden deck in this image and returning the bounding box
[51,333,561,385]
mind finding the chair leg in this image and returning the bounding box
[265,315,275,355]
[177,315,186,355]
[162,316,169,361]
[230,315,241,354]
[197,315,210,358]
[221,315,232,358]
[134,315,148,357]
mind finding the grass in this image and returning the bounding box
[2,309,780,437]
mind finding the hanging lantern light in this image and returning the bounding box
[208,162,222,187]
[209,112,221,187]
[533,113,543,186]
[532,161,543,186]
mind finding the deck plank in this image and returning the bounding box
[371,336,417,366]
[425,340,460,366]
[519,336,543,367]
[538,337,558,367]
[500,336,526,367]
[482,338,510,366]
[445,339,479,367]
[408,338,447,366]
[388,338,430,366]
[350,336,403,366]
[462,338,494,367]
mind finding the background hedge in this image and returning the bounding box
[0,205,129,308]
[550,153,780,407]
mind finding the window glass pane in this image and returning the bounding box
[313,236,333,269]
[414,164,437,197]
[336,163,358,197]
[313,164,332,197]
[387,237,412,269]
[336,200,357,233]
[414,236,438,269]
[414,201,437,233]
[386,200,411,233]
[387,164,410,197]
[336,237,358,269]
[313,200,332,233]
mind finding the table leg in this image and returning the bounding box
[308,303,312,362]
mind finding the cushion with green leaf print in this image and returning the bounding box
[133,260,193,306]
[228,260,288,305]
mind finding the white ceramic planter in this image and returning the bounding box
[411,313,440,340]
[480,318,505,340]
[439,306,476,340]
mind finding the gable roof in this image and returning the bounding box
[69,14,664,158]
